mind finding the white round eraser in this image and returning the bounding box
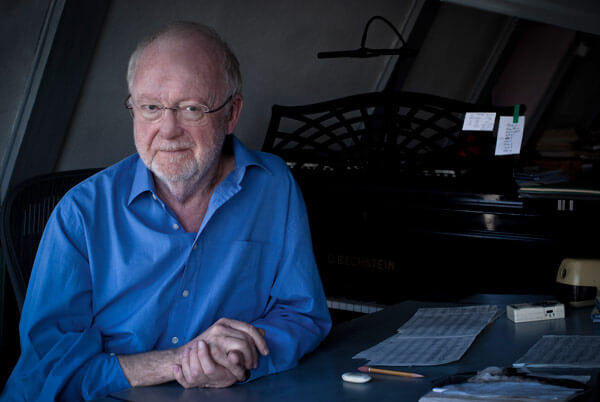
[342,372,372,383]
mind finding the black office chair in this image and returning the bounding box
[0,169,101,312]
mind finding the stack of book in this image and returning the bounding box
[514,166,600,199]
[535,129,578,158]
[513,166,569,187]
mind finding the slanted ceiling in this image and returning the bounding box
[57,0,424,170]
[442,0,600,35]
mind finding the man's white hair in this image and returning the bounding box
[126,21,242,98]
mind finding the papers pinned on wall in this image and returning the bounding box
[462,112,496,131]
[495,116,525,156]
[461,111,526,156]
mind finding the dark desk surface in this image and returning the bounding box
[102,295,600,402]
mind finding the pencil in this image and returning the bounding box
[358,366,424,378]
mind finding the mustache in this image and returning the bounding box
[155,142,193,151]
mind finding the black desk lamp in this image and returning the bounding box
[317,15,416,59]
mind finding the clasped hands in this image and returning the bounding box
[172,318,269,388]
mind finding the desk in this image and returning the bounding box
[101,295,600,401]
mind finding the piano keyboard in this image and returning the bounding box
[327,298,384,314]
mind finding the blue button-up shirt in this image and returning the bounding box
[2,136,331,401]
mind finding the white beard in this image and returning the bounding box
[151,150,200,183]
[139,133,226,193]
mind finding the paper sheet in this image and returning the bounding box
[354,335,476,366]
[495,116,525,156]
[514,335,600,368]
[354,305,499,366]
[398,305,499,337]
[462,112,496,131]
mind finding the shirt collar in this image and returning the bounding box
[127,135,270,205]
[229,135,271,184]
[128,156,157,205]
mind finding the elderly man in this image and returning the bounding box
[1,21,331,400]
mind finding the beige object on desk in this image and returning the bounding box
[556,258,600,307]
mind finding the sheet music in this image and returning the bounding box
[354,305,499,366]
[514,335,600,368]
[398,305,499,337]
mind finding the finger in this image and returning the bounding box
[217,319,270,356]
[180,346,195,385]
[204,326,257,369]
[227,350,242,366]
[173,364,190,388]
[181,342,206,387]
[228,335,256,370]
[188,341,203,382]
[197,340,218,378]
[197,341,238,388]
[230,335,256,370]
[228,351,252,379]
[210,342,247,380]
[227,350,251,379]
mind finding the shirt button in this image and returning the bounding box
[171,337,179,344]
[172,223,180,230]
[109,352,115,356]
[152,194,157,200]
[193,243,198,250]
[182,289,190,298]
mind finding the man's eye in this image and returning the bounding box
[143,104,160,112]
[184,105,199,112]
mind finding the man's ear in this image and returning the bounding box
[226,94,243,134]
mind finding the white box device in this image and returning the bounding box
[506,301,565,323]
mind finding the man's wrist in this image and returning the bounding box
[118,348,180,387]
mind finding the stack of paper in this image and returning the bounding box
[418,366,588,402]
[353,305,500,366]
[514,335,600,368]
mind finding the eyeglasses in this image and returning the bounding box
[125,94,232,125]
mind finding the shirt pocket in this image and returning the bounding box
[202,240,271,321]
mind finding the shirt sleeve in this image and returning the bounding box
[1,198,130,401]
[248,177,332,380]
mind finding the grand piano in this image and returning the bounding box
[262,91,600,317]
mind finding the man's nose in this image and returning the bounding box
[158,108,182,137]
